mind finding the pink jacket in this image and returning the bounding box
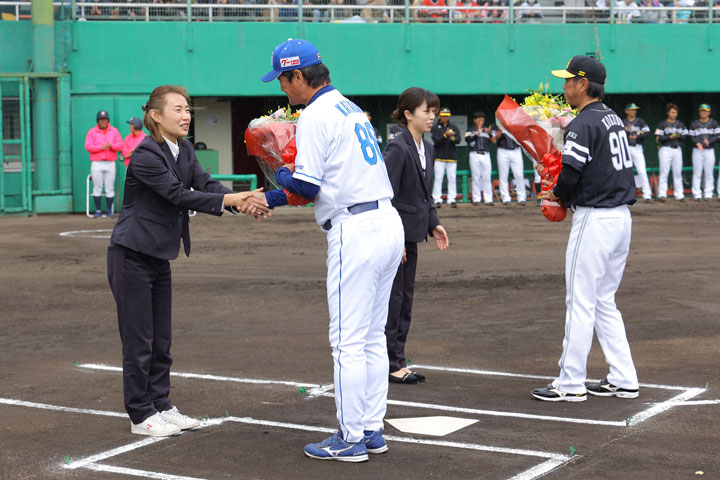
[121,131,147,167]
[85,124,123,162]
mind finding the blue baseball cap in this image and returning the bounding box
[261,38,323,83]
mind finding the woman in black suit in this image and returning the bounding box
[107,85,268,436]
[384,87,450,384]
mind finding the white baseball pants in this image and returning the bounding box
[691,148,716,199]
[553,205,638,394]
[657,146,684,200]
[497,148,526,203]
[469,151,493,204]
[326,202,404,443]
[91,160,116,197]
[432,160,457,204]
[629,145,652,200]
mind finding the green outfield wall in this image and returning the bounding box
[1,20,719,213]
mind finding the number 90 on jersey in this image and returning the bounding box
[354,122,383,166]
[609,130,633,171]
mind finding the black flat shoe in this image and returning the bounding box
[409,371,425,382]
[389,373,418,384]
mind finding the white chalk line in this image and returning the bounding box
[85,463,205,480]
[0,397,567,479]
[508,457,574,480]
[411,364,693,391]
[59,229,112,239]
[0,397,127,418]
[630,388,706,425]
[653,399,719,406]
[79,363,322,390]
[313,392,625,427]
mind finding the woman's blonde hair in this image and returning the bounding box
[142,85,191,143]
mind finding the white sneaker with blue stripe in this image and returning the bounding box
[363,429,388,454]
[304,433,369,462]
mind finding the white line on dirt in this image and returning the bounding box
[410,364,692,391]
[312,392,625,426]
[85,463,207,480]
[508,457,574,480]
[630,388,706,425]
[78,363,319,389]
[58,229,112,239]
[0,398,127,418]
[653,399,719,406]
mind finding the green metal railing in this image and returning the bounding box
[210,174,257,191]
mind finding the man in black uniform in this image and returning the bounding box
[689,104,720,201]
[491,124,527,205]
[623,103,652,202]
[655,103,688,201]
[531,55,640,402]
[431,107,461,208]
[465,112,494,205]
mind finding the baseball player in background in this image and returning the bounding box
[623,103,652,202]
[261,39,404,462]
[655,103,688,202]
[85,110,122,218]
[689,104,719,201]
[431,107,461,208]
[465,111,494,205]
[532,55,639,402]
[491,123,527,205]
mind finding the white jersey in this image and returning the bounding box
[293,88,394,226]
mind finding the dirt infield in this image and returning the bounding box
[1,201,719,479]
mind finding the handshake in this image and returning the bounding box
[223,188,271,221]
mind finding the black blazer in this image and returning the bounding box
[383,125,441,243]
[110,136,234,260]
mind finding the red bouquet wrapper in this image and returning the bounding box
[495,95,567,222]
[244,121,312,206]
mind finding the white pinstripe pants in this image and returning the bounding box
[553,206,638,394]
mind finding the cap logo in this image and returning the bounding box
[578,71,585,76]
[280,56,300,67]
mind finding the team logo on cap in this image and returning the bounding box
[280,56,300,67]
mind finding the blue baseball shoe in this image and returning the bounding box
[304,433,369,462]
[363,429,388,454]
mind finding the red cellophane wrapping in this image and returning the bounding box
[495,95,567,222]
[244,121,312,206]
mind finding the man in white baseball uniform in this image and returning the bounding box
[689,104,720,201]
[655,103,688,201]
[491,124,527,205]
[261,39,404,462]
[623,103,652,202]
[465,111,494,205]
[532,55,639,402]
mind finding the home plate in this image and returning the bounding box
[386,416,479,436]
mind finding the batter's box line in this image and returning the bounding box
[76,363,708,428]
[0,398,573,480]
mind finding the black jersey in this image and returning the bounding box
[688,118,720,148]
[560,101,636,208]
[654,120,688,148]
[465,126,492,153]
[622,117,650,147]
[431,121,461,160]
[491,125,520,150]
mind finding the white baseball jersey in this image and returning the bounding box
[293,88,394,226]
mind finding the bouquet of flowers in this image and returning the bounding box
[244,106,312,206]
[495,83,576,222]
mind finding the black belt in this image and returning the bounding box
[322,201,379,231]
[471,150,489,154]
[663,145,680,149]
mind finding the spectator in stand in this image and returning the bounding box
[419,0,449,22]
[312,0,331,20]
[616,0,642,22]
[655,103,689,202]
[361,0,389,22]
[329,0,348,19]
[641,0,667,23]
[689,104,720,201]
[674,0,694,22]
[518,0,542,22]
[593,0,611,21]
[456,0,488,22]
[85,110,122,219]
[487,0,507,21]
[121,117,147,168]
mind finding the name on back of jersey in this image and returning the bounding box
[601,113,624,131]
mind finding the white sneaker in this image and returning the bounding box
[160,406,201,430]
[131,412,181,437]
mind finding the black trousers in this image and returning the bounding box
[385,241,418,373]
[107,243,173,424]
